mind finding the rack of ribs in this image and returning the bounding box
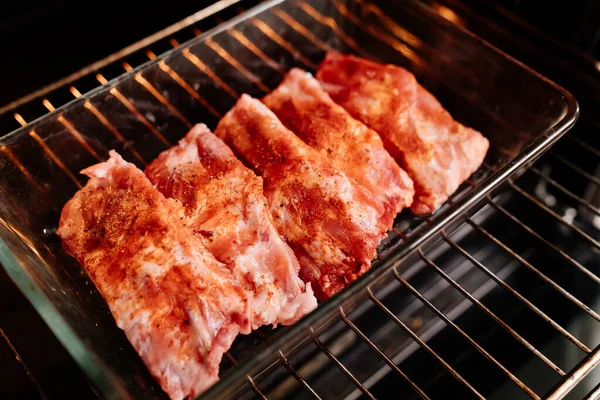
[57,151,251,400]
[316,52,489,215]
[214,94,388,300]
[262,68,414,225]
[145,124,317,329]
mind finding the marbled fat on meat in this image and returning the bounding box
[145,124,317,329]
[262,68,414,226]
[214,94,388,300]
[57,151,251,400]
[316,52,490,214]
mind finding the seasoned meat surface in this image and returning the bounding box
[145,124,317,329]
[262,68,414,225]
[57,151,251,400]
[214,94,388,300]
[316,52,490,214]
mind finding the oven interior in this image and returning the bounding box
[0,1,598,400]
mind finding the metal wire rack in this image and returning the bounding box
[0,1,598,399]
[227,148,599,400]
[229,151,599,399]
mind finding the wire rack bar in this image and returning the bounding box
[338,308,431,400]
[0,0,245,116]
[508,181,600,251]
[278,350,321,399]
[366,288,486,400]
[246,375,268,400]
[565,135,600,157]
[309,328,376,399]
[441,233,591,353]
[528,166,600,217]
[583,380,600,400]
[394,259,539,400]
[271,8,333,52]
[487,200,600,284]
[205,37,271,93]
[417,250,565,375]
[545,345,600,400]
[467,219,600,322]
[0,327,49,400]
[550,152,600,186]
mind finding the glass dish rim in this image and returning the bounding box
[0,0,580,398]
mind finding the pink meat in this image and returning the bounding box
[316,52,490,214]
[145,124,317,328]
[57,151,251,400]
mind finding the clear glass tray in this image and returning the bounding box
[0,0,577,398]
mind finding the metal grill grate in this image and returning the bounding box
[235,154,599,399]
[0,1,597,399]
[234,148,600,400]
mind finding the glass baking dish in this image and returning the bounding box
[0,0,577,398]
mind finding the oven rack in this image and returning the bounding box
[0,1,598,399]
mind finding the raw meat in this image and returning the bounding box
[262,68,414,225]
[145,124,317,329]
[214,94,388,300]
[57,151,251,400]
[316,52,490,214]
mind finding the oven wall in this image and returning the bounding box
[0,0,222,106]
